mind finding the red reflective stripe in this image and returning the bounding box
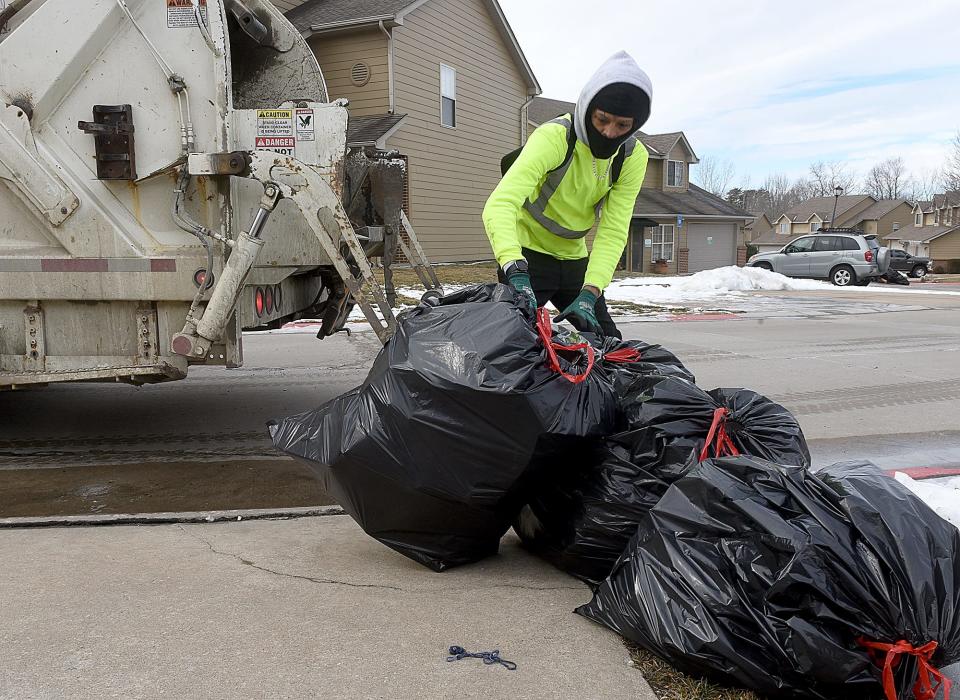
[858,637,951,700]
[698,407,741,462]
[884,466,960,480]
[150,259,177,272]
[604,347,643,363]
[536,307,595,385]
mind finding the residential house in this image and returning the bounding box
[281,0,541,262]
[838,198,913,237]
[744,213,773,244]
[884,192,960,270]
[770,195,876,238]
[527,97,753,274]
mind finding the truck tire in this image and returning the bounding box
[830,265,855,287]
[911,265,927,279]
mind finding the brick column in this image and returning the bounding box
[736,246,748,266]
[677,248,689,274]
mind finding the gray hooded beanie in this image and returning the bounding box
[574,51,653,159]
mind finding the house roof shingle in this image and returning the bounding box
[286,0,413,32]
[347,113,405,146]
[634,184,752,219]
[779,195,872,222]
[885,223,960,244]
[842,199,909,223]
[527,97,575,126]
[751,229,796,246]
[916,200,934,212]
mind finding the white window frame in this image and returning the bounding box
[779,221,789,234]
[439,63,456,129]
[666,160,684,187]
[915,212,922,226]
[809,219,820,232]
[651,224,675,262]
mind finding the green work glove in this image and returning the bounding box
[556,289,602,335]
[507,271,538,317]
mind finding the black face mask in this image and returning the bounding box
[585,118,627,160]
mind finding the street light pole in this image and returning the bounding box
[830,185,844,230]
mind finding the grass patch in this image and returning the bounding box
[627,644,763,700]
[607,300,690,315]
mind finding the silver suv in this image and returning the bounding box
[747,230,890,286]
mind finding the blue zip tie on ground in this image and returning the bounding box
[446,645,517,671]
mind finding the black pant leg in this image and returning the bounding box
[556,256,622,339]
[594,295,621,339]
[522,248,562,307]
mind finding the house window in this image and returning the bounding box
[779,221,789,234]
[935,210,940,224]
[667,160,684,187]
[893,222,900,232]
[915,213,922,226]
[810,220,820,232]
[440,63,456,128]
[652,224,675,262]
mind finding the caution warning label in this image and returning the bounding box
[166,0,207,28]
[255,137,296,157]
[256,109,294,137]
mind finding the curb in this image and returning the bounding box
[0,505,345,529]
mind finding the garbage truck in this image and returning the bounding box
[0,0,439,390]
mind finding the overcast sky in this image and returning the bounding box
[499,0,959,188]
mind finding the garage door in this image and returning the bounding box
[687,223,737,272]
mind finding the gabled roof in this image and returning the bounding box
[843,199,910,223]
[633,184,752,219]
[752,228,796,246]
[885,223,960,243]
[347,113,406,147]
[286,0,540,92]
[745,212,772,228]
[780,195,873,222]
[635,132,699,163]
[526,97,575,126]
[914,200,933,213]
[932,191,960,209]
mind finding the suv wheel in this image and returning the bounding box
[911,265,926,279]
[754,262,773,272]
[831,265,855,287]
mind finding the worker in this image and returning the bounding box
[483,51,652,338]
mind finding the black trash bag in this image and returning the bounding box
[270,283,627,572]
[591,336,695,398]
[881,268,911,285]
[515,377,811,585]
[577,457,960,700]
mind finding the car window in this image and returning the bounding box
[892,250,906,258]
[840,237,860,251]
[814,236,840,252]
[787,237,816,252]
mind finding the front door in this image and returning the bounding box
[780,236,815,276]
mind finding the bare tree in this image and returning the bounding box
[945,130,960,191]
[808,160,858,196]
[909,169,944,201]
[694,156,736,197]
[864,157,911,199]
[760,173,810,218]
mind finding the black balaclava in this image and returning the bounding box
[585,82,652,159]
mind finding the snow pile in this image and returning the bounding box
[895,472,960,530]
[606,266,828,307]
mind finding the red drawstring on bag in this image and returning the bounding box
[857,637,952,700]
[536,307,595,384]
[698,407,741,462]
[603,347,643,364]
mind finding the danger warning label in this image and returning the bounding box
[257,109,294,138]
[166,0,207,28]
[295,109,315,141]
[255,137,296,157]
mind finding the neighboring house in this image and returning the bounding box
[884,192,960,270]
[751,227,792,254]
[744,213,773,244]
[281,0,541,262]
[771,195,876,237]
[527,97,753,274]
[837,198,913,237]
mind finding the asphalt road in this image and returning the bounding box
[1,286,959,516]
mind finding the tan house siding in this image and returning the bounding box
[835,197,875,227]
[308,30,389,117]
[387,0,529,262]
[931,231,960,260]
[862,220,878,234]
[875,202,914,238]
[643,160,662,190]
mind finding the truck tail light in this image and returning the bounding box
[255,287,265,316]
[264,286,274,314]
[864,250,874,263]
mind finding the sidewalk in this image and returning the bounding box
[0,515,654,699]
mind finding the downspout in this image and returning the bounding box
[519,93,537,144]
[379,20,395,114]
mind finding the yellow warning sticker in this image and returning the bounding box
[256,109,294,138]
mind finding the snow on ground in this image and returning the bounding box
[606,266,828,307]
[895,473,960,529]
